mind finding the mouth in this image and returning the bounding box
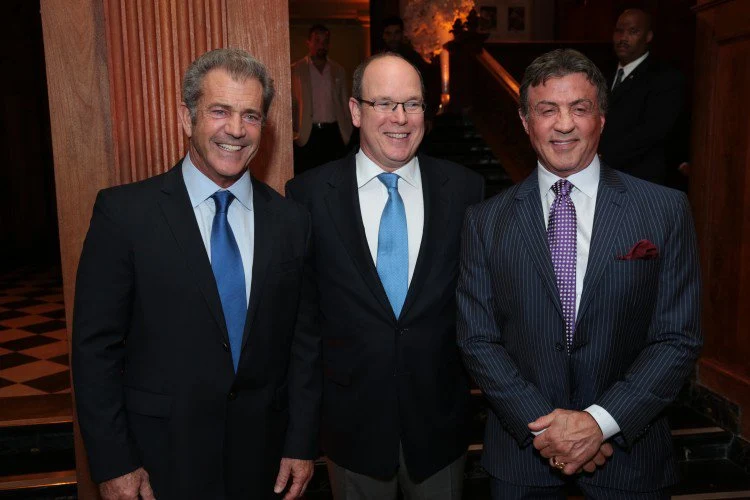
[384,132,409,140]
[217,143,242,152]
[549,139,578,151]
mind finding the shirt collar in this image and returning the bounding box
[537,155,600,200]
[182,152,254,211]
[618,51,649,79]
[355,149,421,189]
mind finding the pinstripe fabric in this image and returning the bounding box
[456,165,702,492]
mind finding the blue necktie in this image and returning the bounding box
[211,191,246,372]
[376,173,408,318]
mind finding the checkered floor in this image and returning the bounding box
[0,266,70,398]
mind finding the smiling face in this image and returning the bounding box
[349,56,425,172]
[613,10,652,65]
[519,73,605,178]
[178,68,264,188]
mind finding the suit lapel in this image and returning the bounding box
[514,171,564,318]
[324,156,394,319]
[241,178,275,353]
[576,166,628,331]
[158,163,230,346]
[400,155,450,321]
[610,56,651,104]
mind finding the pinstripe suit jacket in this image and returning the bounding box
[456,165,702,491]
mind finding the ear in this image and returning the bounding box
[349,98,362,128]
[518,109,530,135]
[646,30,653,44]
[178,103,193,138]
[599,113,606,133]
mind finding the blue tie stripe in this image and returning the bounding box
[376,173,409,318]
[211,190,247,372]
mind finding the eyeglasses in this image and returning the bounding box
[356,98,426,114]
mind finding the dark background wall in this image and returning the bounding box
[1,0,58,273]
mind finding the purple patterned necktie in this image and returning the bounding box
[548,179,577,351]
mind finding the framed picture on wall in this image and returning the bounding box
[479,5,498,32]
[508,6,526,32]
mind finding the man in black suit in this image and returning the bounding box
[598,8,686,185]
[73,49,318,500]
[286,53,484,499]
[458,49,701,498]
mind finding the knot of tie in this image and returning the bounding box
[552,179,573,198]
[212,190,235,214]
[378,172,400,191]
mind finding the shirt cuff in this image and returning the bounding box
[585,405,620,440]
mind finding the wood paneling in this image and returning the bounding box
[690,0,750,438]
[41,0,294,496]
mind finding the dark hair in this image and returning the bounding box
[382,16,404,31]
[352,52,425,100]
[182,48,275,124]
[519,49,608,117]
[308,24,330,39]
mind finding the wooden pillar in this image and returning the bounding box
[689,0,750,438]
[39,0,293,497]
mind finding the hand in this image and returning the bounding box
[576,442,614,474]
[99,467,155,500]
[528,409,604,475]
[274,458,314,499]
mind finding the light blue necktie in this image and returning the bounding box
[211,191,247,372]
[376,173,408,318]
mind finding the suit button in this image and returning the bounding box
[228,391,237,400]
[554,342,564,351]
[222,342,230,352]
[397,328,409,336]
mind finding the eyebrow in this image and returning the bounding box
[206,102,262,114]
[535,99,594,107]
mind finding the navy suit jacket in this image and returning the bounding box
[287,152,485,481]
[457,165,701,491]
[73,163,318,499]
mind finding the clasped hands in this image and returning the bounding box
[528,409,614,476]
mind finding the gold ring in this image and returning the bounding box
[552,457,566,470]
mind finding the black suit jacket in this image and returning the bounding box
[286,152,484,481]
[599,56,685,185]
[457,165,702,491]
[72,162,319,499]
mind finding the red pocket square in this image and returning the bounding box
[617,239,659,260]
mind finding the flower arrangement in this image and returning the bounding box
[403,0,476,62]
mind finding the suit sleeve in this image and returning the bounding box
[457,205,555,446]
[72,191,141,483]
[596,192,702,447]
[603,71,684,167]
[283,189,322,459]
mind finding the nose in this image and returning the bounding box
[554,109,575,134]
[225,112,246,138]
[391,104,408,125]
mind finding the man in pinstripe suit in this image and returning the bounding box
[457,49,701,499]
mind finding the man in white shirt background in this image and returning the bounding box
[457,48,701,499]
[291,24,353,174]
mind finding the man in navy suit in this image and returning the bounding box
[287,53,484,499]
[73,49,317,500]
[457,49,701,498]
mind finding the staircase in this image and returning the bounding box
[421,112,514,199]
[0,396,76,499]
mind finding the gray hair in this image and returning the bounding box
[519,49,608,118]
[182,48,275,123]
[352,52,425,101]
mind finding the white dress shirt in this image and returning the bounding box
[308,57,336,124]
[536,156,621,440]
[182,153,254,305]
[356,150,424,285]
[613,51,649,89]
